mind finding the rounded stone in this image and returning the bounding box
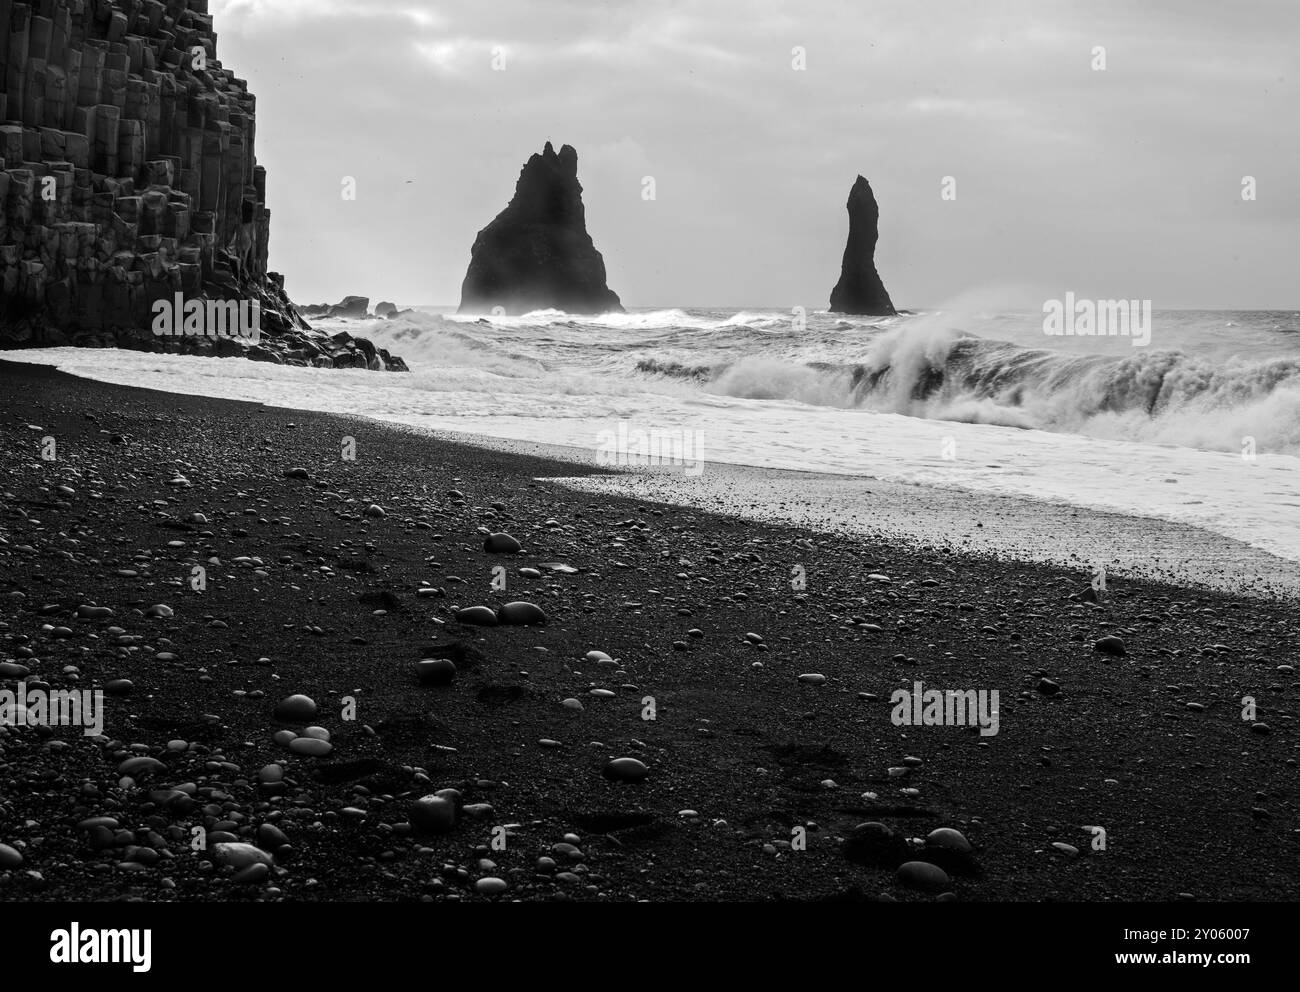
[117,756,166,777]
[417,658,458,686]
[843,821,909,868]
[410,794,456,833]
[896,860,951,892]
[213,842,273,870]
[483,533,522,554]
[602,757,649,783]
[1094,635,1127,656]
[0,843,22,868]
[233,862,271,884]
[257,824,290,850]
[455,606,499,627]
[274,694,318,721]
[475,877,509,895]
[288,737,332,757]
[499,601,547,626]
[926,828,972,854]
[798,673,827,685]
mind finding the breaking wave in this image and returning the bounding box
[337,306,1300,454]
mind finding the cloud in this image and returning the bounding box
[207,0,1299,308]
[212,0,441,31]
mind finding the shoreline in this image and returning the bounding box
[1,359,1296,902]
[404,430,1300,600]
[6,350,1298,599]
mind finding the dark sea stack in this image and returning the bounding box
[458,142,623,315]
[828,176,896,316]
[0,0,405,372]
[300,295,369,319]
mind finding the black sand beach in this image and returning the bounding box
[1,359,1296,902]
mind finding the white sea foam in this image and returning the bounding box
[9,305,1299,563]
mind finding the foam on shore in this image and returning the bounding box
[403,429,1300,598]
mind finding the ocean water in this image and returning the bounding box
[10,306,1300,563]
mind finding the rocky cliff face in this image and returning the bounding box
[829,175,895,317]
[0,0,405,371]
[459,141,623,316]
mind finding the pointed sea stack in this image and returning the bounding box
[458,142,623,315]
[828,176,896,316]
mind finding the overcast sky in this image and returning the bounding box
[210,0,1298,310]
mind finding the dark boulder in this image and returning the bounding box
[828,176,896,316]
[328,296,370,318]
[458,142,623,316]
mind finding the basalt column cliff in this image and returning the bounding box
[828,175,896,317]
[459,141,623,316]
[0,0,404,370]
